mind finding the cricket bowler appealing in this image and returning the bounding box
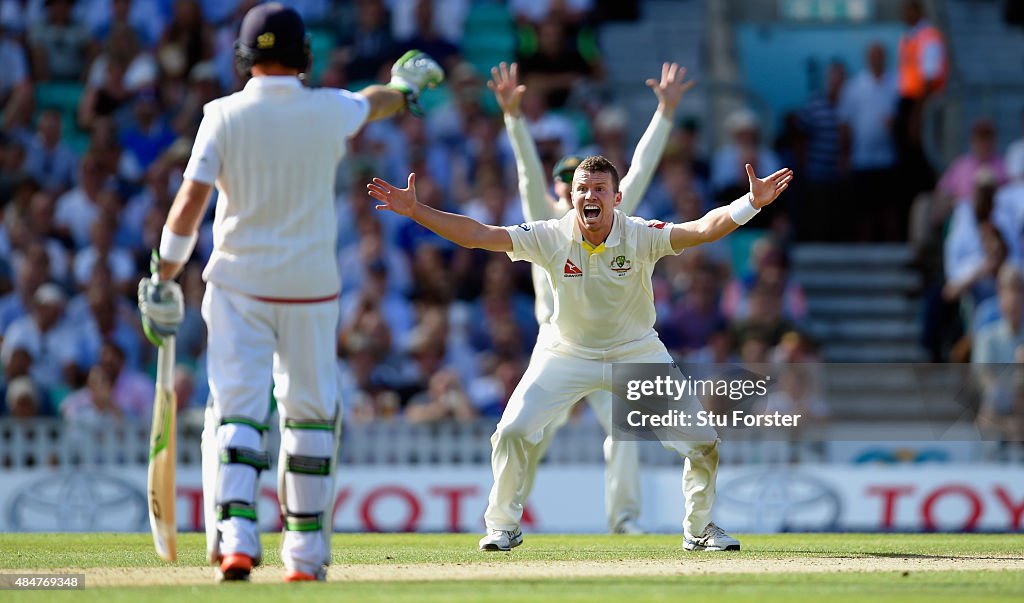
[137,3,442,583]
[368,154,793,553]
[490,60,693,534]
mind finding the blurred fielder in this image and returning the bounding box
[137,3,442,582]
[489,61,693,534]
[369,157,792,552]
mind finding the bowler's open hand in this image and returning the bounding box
[747,164,794,209]
[368,173,418,216]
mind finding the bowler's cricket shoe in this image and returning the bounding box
[217,553,254,582]
[683,522,741,551]
[479,528,523,551]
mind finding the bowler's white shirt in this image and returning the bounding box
[184,76,369,298]
[503,112,672,326]
[506,209,679,356]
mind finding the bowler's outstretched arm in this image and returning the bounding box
[368,173,514,252]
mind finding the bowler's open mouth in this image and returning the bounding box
[583,204,601,222]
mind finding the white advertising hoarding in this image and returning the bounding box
[1,465,1021,533]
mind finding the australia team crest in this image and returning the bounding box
[610,255,632,275]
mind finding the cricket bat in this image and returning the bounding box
[147,335,177,562]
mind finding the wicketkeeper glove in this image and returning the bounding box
[138,251,184,347]
[388,49,445,118]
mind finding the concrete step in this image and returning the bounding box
[822,343,928,363]
[643,0,704,20]
[825,394,968,421]
[791,243,914,267]
[807,319,919,341]
[794,270,920,292]
[820,365,962,390]
[807,295,918,318]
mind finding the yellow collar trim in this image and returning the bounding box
[581,240,606,255]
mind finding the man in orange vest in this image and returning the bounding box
[895,0,948,196]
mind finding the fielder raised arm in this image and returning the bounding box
[490,61,692,221]
[368,173,514,252]
[668,163,793,252]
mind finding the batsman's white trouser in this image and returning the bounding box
[486,335,719,538]
[517,327,641,531]
[201,284,340,576]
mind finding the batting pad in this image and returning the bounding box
[278,416,339,575]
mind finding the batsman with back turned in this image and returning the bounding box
[137,3,443,583]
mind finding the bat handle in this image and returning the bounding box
[156,336,176,391]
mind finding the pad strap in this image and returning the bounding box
[284,512,323,532]
[220,446,271,471]
[285,454,331,476]
[221,416,271,432]
[217,500,257,522]
[284,418,335,431]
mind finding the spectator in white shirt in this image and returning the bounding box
[838,42,900,240]
[54,153,109,249]
[1,283,88,395]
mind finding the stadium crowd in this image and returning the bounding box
[24,0,1014,429]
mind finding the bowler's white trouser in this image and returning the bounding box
[517,327,642,532]
[486,336,719,537]
[201,284,340,577]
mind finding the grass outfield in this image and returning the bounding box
[0,533,1021,602]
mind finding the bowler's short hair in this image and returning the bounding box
[575,155,620,192]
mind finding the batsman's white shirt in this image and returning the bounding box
[506,209,678,356]
[184,76,369,298]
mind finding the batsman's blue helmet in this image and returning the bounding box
[234,3,311,75]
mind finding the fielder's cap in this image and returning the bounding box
[34,283,66,307]
[238,3,306,58]
[552,155,584,184]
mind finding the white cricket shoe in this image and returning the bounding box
[479,528,523,551]
[683,522,741,551]
[612,520,645,535]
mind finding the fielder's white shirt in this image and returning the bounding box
[506,209,679,356]
[183,76,369,298]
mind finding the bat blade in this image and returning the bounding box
[147,336,177,562]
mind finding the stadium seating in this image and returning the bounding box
[461,2,516,77]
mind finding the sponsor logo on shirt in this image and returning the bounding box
[517,223,531,231]
[610,255,632,275]
[646,220,668,229]
[563,259,583,277]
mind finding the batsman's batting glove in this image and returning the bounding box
[388,49,445,118]
[137,251,184,347]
